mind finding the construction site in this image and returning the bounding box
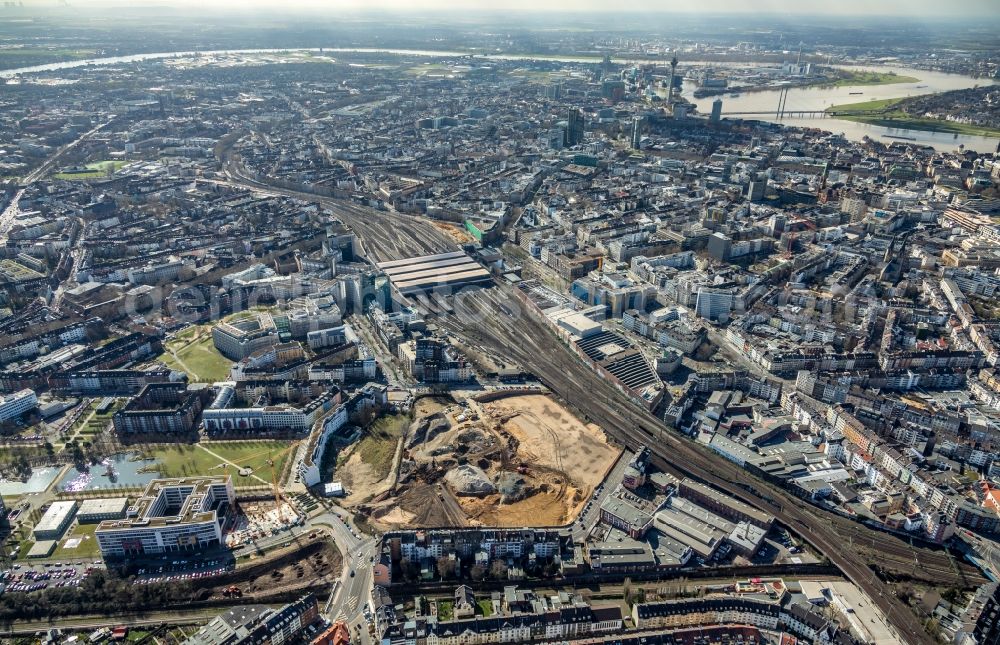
[349,393,621,530]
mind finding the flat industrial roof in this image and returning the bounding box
[396,268,492,291]
[387,263,486,285]
[680,478,774,525]
[380,256,478,278]
[78,497,129,516]
[34,501,77,534]
[376,251,492,295]
[27,540,57,558]
[376,250,467,270]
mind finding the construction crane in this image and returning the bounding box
[266,444,298,524]
[267,457,286,523]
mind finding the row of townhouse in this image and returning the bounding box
[381,606,623,645]
[632,596,862,645]
[827,404,999,539]
[384,528,571,569]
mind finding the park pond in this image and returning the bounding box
[0,466,62,496]
[57,453,160,493]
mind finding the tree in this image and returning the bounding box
[490,559,507,580]
[469,564,486,581]
[436,557,457,580]
[399,557,419,583]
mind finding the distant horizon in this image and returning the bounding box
[7,0,1000,19]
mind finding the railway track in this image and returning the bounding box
[433,285,965,645]
[219,150,456,263]
[227,157,969,645]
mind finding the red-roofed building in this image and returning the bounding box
[311,621,350,645]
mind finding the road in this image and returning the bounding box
[958,531,1000,580]
[231,504,377,642]
[307,510,377,645]
[572,450,633,542]
[0,119,112,243]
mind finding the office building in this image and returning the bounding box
[631,117,643,150]
[694,287,735,322]
[566,108,585,146]
[711,98,723,123]
[0,388,38,422]
[76,498,130,523]
[95,476,235,558]
[212,314,279,361]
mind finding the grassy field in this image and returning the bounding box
[0,47,98,70]
[828,97,906,113]
[346,414,407,481]
[51,522,101,560]
[827,96,1000,137]
[203,441,297,476]
[829,70,919,87]
[53,160,128,181]
[139,441,294,483]
[159,327,232,383]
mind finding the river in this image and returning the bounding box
[2,48,997,151]
[685,64,1000,152]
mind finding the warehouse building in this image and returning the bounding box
[33,501,78,540]
[77,497,130,523]
[95,476,235,558]
[377,251,492,295]
[677,478,774,529]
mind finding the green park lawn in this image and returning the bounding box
[138,441,295,484]
[53,160,128,181]
[159,328,233,383]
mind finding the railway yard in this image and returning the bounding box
[213,157,983,645]
[217,117,983,645]
[429,284,980,645]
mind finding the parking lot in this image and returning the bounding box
[0,560,105,595]
[132,558,235,586]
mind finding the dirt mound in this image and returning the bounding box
[405,414,450,449]
[445,464,496,496]
[496,471,531,503]
[453,427,495,454]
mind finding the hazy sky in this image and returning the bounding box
[56,0,1000,17]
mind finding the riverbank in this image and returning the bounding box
[826,96,1000,138]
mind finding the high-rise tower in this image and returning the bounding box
[566,108,584,147]
[667,55,679,103]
